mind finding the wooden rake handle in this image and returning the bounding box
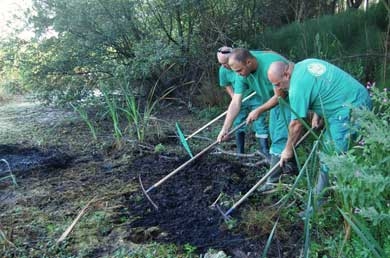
[223,130,311,217]
[146,121,247,193]
[185,92,256,140]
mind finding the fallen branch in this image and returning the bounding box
[209,192,223,208]
[57,197,97,244]
[0,159,17,186]
[211,147,270,167]
[0,226,15,247]
[211,147,269,160]
[242,160,269,167]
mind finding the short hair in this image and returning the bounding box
[230,48,254,63]
[268,61,290,80]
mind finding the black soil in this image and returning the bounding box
[129,153,253,252]
[122,152,287,257]
[0,144,71,175]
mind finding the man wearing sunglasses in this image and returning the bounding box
[217,46,269,156]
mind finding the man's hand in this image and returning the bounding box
[274,87,287,98]
[281,119,303,167]
[311,112,324,130]
[217,128,230,142]
[280,148,294,167]
[246,110,259,124]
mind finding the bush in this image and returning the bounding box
[260,3,387,84]
[321,85,390,257]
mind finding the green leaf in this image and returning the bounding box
[338,208,385,258]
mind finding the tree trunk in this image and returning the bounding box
[347,0,363,8]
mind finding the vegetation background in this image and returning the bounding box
[0,0,389,257]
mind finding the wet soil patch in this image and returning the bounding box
[0,144,72,175]
[124,153,269,256]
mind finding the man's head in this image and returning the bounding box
[217,46,233,69]
[228,48,257,77]
[267,61,292,90]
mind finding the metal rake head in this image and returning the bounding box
[138,174,159,210]
[215,204,233,221]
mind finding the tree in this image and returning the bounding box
[348,0,364,8]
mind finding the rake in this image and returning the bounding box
[139,121,247,210]
[216,130,311,220]
[176,91,256,157]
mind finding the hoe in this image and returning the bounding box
[217,130,311,220]
[139,121,247,210]
[176,92,256,157]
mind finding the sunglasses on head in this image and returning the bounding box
[217,48,232,54]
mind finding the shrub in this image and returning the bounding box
[321,85,390,257]
[260,3,387,83]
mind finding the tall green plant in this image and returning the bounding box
[70,103,98,141]
[120,65,177,142]
[120,83,144,141]
[261,217,279,258]
[101,86,123,143]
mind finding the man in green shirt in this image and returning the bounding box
[217,48,294,185]
[267,58,372,203]
[217,46,269,154]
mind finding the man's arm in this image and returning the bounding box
[224,86,234,99]
[280,119,303,166]
[217,93,243,142]
[246,88,286,123]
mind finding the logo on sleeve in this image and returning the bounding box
[307,62,326,77]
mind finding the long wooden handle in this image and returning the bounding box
[186,91,256,140]
[146,121,247,193]
[224,130,311,216]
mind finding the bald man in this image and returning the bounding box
[216,46,269,155]
[217,48,295,186]
[267,58,372,201]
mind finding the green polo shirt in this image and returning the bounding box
[234,51,288,103]
[289,58,371,120]
[219,66,254,98]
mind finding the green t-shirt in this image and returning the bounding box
[219,66,236,88]
[289,58,371,120]
[219,66,253,98]
[234,51,287,103]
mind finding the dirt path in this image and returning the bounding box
[0,97,303,257]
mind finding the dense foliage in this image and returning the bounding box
[261,3,388,83]
[318,85,390,257]
[0,0,388,106]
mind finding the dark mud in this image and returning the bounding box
[0,144,72,175]
[123,153,280,257]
